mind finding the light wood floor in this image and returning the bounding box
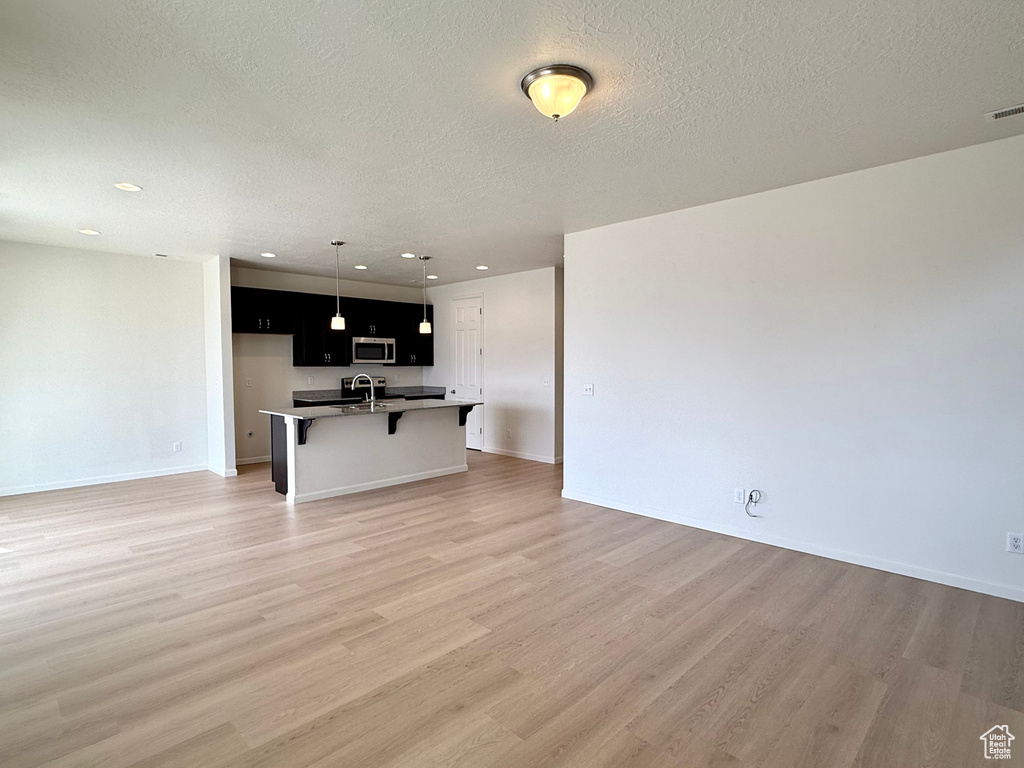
[1,453,1021,767]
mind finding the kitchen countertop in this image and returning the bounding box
[261,398,481,420]
[385,386,447,398]
[291,386,446,403]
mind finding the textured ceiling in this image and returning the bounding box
[1,0,1022,285]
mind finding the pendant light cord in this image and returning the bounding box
[335,243,341,315]
[422,258,427,321]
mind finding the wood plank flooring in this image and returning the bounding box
[1,452,1021,767]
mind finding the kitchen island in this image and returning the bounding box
[259,398,481,503]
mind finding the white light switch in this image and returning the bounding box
[583,384,594,396]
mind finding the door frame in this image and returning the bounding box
[449,293,484,448]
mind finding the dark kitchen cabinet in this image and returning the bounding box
[230,285,433,367]
[389,302,434,366]
[344,298,397,338]
[292,295,350,367]
[231,287,296,334]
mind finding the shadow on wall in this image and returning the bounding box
[488,403,550,457]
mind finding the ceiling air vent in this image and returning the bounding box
[986,103,1024,121]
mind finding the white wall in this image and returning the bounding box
[426,267,561,464]
[204,256,236,476]
[230,266,427,463]
[231,265,425,302]
[563,134,1024,601]
[0,241,210,494]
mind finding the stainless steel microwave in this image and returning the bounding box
[352,337,396,364]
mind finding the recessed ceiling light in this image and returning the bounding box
[354,265,368,270]
[475,265,489,270]
[401,252,416,259]
[426,274,438,280]
[114,182,143,192]
[260,252,276,258]
[78,229,101,236]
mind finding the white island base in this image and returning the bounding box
[261,401,477,504]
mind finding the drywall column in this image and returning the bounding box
[204,255,237,477]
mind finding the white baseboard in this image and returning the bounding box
[561,487,1024,604]
[290,464,468,504]
[554,455,563,465]
[208,466,239,477]
[0,464,210,497]
[484,448,560,465]
[235,456,270,466]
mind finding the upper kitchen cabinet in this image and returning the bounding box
[344,298,396,338]
[292,294,350,367]
[230,285,432,366]
[389,302,434,367]
[231,287,296,334]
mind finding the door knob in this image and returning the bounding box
[451,389,456,394]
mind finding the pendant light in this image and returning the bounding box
[520,65,593,121]
[418,256,432,334]
[330,240,345,330]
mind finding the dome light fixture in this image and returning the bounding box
[114,182,143,192]
[78,228,101,236]
[520,65,593,121]
[330,240,346,331]
[260,252,276,258]
[400,252,416,259]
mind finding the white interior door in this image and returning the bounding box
[450,295,483,450]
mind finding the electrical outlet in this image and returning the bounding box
[734,488,745,503]
[307,376,314,385]
[542,377,551,387]
[172,441,182,453]
[245,378,253,387]
[583,384,594,396]
[1008,533,1023,554]
[392,373,401,383]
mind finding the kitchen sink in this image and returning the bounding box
[333,402,390,412]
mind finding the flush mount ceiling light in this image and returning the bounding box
[260,252,276,258]
[78,228,101,235]
[354,264,368,270]
[521,65,593,121]
[114,182,142,192]
[330,240,346,331]
[475,265,489,271]
[426,274,438,280]
[400,252,416,259]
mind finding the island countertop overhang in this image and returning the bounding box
[259,398,482,421]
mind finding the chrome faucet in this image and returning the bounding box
[351,373,376,409]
